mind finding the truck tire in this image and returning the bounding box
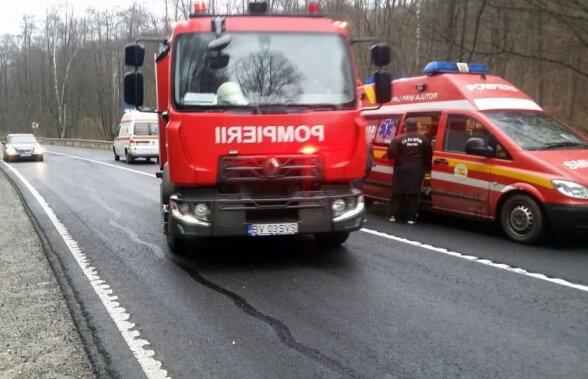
[166,234,190,256]
[113,147,120,161]
[315,231,350,247]
[500,194,544,244]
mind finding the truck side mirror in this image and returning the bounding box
[370,43,391,67]
[373,71,392,103]
[125,42,145,67]
[208,35,232,51]
[124,71,144,107]
[465,137,495,158]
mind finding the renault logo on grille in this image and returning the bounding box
[263,157,281,177]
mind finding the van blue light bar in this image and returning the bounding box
[423,61,490,75]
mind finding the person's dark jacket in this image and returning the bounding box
[387,131,432,194]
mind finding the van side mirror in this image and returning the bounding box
[465,137,495,158]
[124,71,144,107]
[370,43,391,67]
[373,71,392,103]
[125,42,145,67]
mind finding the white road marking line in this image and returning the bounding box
[47,151,155,178]
[2,161,170,379]
[361,228,588,293]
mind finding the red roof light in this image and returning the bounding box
[194,1,207,14]
[307,2,320,14]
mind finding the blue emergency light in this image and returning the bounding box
[423,61,490,76]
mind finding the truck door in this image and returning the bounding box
[431,114,492,217]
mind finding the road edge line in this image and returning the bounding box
[360,227,588,293]
[1,161,171,379]
[47,151,155,178]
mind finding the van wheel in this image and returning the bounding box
[500,194,544,244]
[125,149,134,164]
[113,147,120,161]
[315,231,350,247]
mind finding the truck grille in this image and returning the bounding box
[218,155,322,183]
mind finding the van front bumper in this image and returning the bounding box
[166,189,365,238]
[544,203,588,233]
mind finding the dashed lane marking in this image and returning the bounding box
[47,151,155,178]
[1,161,170,379]
[361,228,588,293]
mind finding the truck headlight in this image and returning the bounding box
[552,180,588,200]
[194,203,209,221]
[332,199,347,217]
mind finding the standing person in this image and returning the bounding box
[386,120,432,224]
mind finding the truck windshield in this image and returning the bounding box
[485,111,588,150]
[173,32,355,110]
[134,123,158,136]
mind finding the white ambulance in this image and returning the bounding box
[113,111,159,163]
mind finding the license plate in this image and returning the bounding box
[247,223,298,236]
[20,153,31,157]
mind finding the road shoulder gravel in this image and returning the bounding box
[0,169,94,378]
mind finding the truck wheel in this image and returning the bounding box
[113,147,120,161]
[500,194,544,244]
[315,231,350,247]
[166,234,189,256]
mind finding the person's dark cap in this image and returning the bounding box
[405,120,417,132]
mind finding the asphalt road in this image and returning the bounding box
[2,145,587,378]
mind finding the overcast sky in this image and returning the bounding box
[0,0,165,35]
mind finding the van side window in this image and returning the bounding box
[444,115,489,153]
[403,113,441,149]
[371,116,401,146]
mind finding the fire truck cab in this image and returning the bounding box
[123,1,392,253]
[363,61,588,243]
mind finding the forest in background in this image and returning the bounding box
[0,0,585,139]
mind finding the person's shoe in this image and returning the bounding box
[407,219,416,225]
[388,216,396,222]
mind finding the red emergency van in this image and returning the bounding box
[362,61,588,243]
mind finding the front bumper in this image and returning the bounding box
[5,153,43,161]
[544,203,588,233]
[167,188,365,238]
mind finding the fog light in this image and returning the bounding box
[332,199,346,217]
[194,203,209,220]
[179,202,190,215]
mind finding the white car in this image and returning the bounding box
[113,111,159,164]
[2,134,44,162]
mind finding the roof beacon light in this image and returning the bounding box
[423,61,490,76]
[308,1,321,14]
[193,1,207,14]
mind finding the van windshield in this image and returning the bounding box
[134,123,158,136]
[485,111,588,150]
[173,32,355,111]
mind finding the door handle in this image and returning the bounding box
[434,158,449,165]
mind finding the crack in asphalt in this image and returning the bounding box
[178,262,359,378]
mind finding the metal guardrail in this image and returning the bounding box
[39,138,112,151]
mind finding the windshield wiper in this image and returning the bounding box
[255,104,348,114]
[538,141,588,150]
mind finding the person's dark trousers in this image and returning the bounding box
[388,193,419,221]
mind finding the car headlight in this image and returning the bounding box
[552,180,588,200]
[5,145,16,155]
[33,143,44,154]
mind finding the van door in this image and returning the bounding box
[364,115,402,201]
[431,114,492,217]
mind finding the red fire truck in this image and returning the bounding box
[362,61,588,244]
[123,1,392,253]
